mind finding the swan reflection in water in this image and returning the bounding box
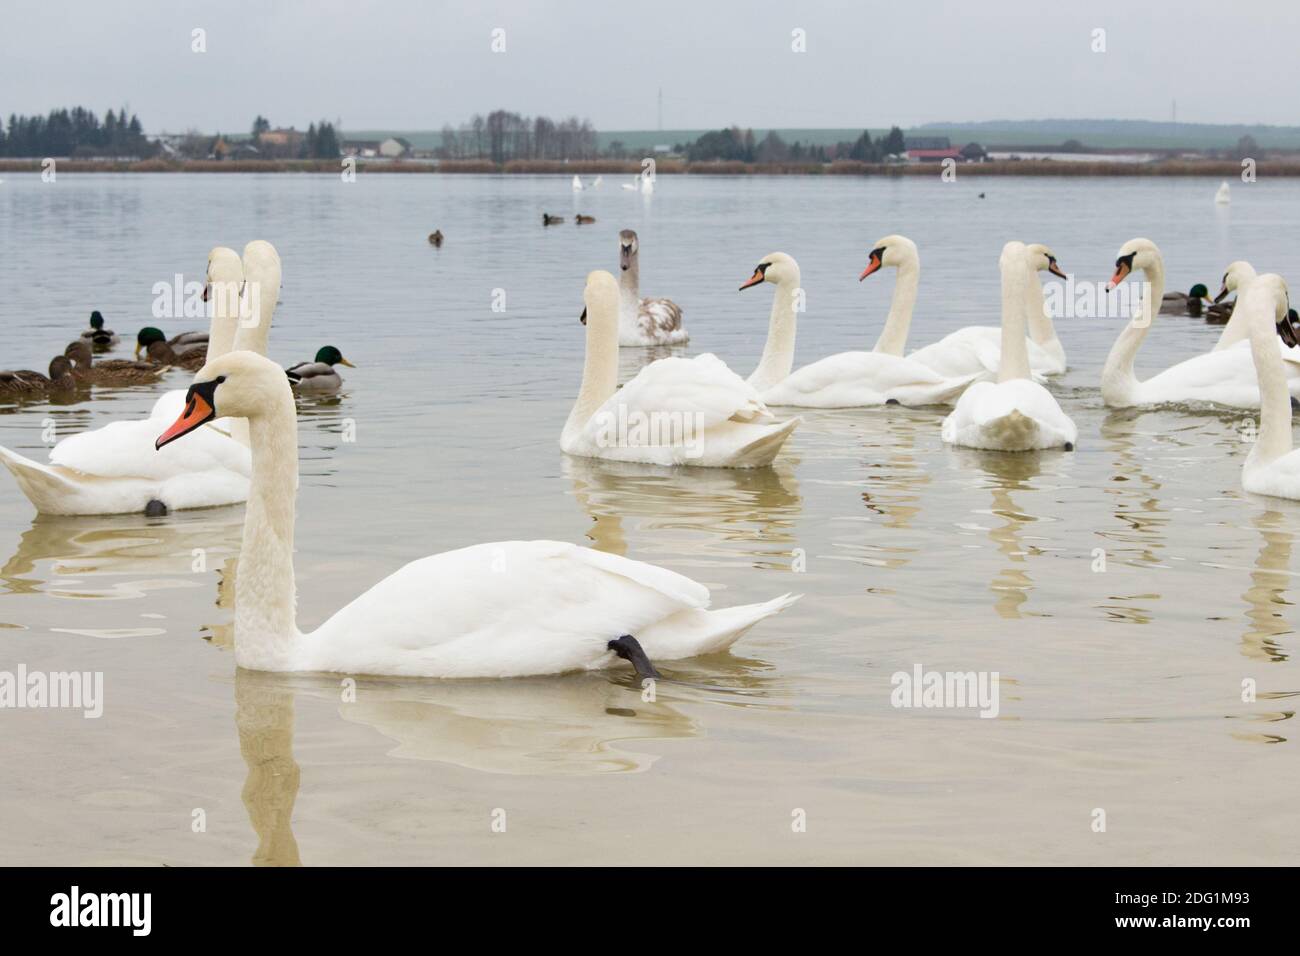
[563,453,801,566]
[231,654,779,864]
[953,448,1051,619]
[0,512,243,641]
[1240,509,1296,664]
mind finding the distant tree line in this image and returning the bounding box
[0,106,155,157]
[439,111,598,162]
[679,125,908,163]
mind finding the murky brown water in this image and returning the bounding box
[1,174,1297,864]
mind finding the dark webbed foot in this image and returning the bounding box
[144,499,168,517]
[607,635,661,680]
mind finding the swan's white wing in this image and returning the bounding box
[761,351,975,408]
[1245,448,1300,499]
[909,326,1056,380]
[49,389,251,480]
[306,541,711,678]
[606,353,773,427]
[942,379,1076,450]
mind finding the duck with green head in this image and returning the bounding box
[285,346,355,392]
[79,311,120,350]
[137,327,206,371]
[65,339,166,386]
[1161,282,1213,317]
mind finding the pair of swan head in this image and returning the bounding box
[853,235,1066,283]
[202,246,244,304]
[1216,261,1256,302]
[156,351,291,450]
[739,252,800,290]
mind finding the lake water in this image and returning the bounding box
[1,172,1298,865]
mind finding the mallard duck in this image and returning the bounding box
[428,230,444,247]
[79,311,120,350]
[542,213,565,226]
[1206,298,1235,325]
[65,339,166,387]
[285,346,355,393]
[0,356,77,396]
[164,330,208,357]
[138,327,206,371]
[1160,283,1212,317]
[575,214,596,225]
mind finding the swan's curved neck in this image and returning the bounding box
[617,260,640,331]
[234,275,280,356]
[998,256,1032,382]
[1214,270,1260,351]
[749,271,801,393]
[1024,272,1059,347]
[207,285,242,361]
[1101,259,1164,405]
[1247,298,1292,465]
[234,392,302,671]
[872,259,919,356]
[565,310,619,440]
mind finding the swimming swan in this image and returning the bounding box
[941,242,1077,451]
[0,243,279,515]
[155,350,800,677]
[563,271,797,468]
[1102,238,1300,409]
[1239,275,1300,499]
[740,246,979,407]
[888,237,1068,379]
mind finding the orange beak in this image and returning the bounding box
[739,269,766,291]
[1047,260,1068,280]
[156,392,215,450]
[1107,261,1131,291]
[859,256,882,281]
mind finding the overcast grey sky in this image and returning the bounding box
[3,0,1296,132]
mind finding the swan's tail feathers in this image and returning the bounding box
[0,446,83,515]
[937,371,985,405]
[640,592,801,660]
[733,416,800,468]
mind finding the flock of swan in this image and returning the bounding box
[3,225,1298,683]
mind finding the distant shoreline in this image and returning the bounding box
[0,158,1289,177]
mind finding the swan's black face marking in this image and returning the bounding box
[1046,255,1068,280]
[739,261,770,291]
[608,635,661,681]
[1108,251,1137,290]
[1215,273,1231,303]
[1279,308,1299,349]
[156,376,224,450]
[859,246,886,281]
[579,306,588,326]
[618,231,638,271]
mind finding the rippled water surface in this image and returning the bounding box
[1,173,1298,864]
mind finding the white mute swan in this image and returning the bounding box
[156,351,799,678]
[1102,238,1300,409]
[1239,275,1300,499]
[876,236,1068,379]
[1212,260,1258,350]
[563,271,797,468]
[1216,181,1231,205]
[618,230,688,346]
[739,248,978,407]
[0,243,281,515]
[941,242,1077,451]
